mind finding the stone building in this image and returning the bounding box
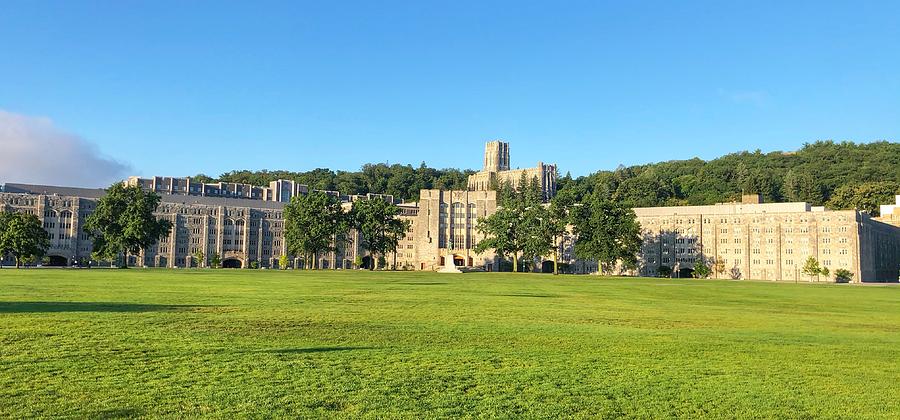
[467,140,558,201]
[633,195,900,283]
[392,189,500,271]
[0,183,374,269]
[876,195,900,227]
[125,176,394,204]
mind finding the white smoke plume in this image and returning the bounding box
[0,110,131,188]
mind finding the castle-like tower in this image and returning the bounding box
[469,140,557,201]
[483,141,510,172]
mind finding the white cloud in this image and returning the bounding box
[0,110,131,188]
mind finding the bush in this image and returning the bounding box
[693,263,711,279]
[656,265,672,278]
[250,261,260,269]
[834,268,853,283]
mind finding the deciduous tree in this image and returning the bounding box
[284,191,347,269]
[571,195,642,275]
[82,183,172,268]
[350,198,409,270]
[0,212,50,268]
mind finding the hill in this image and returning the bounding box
[201,140,900,213]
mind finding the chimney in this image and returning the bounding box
[741,194,762,204]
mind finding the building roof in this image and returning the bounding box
[3,183,287,210]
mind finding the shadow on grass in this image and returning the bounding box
[94,407,145,419]
[498,293,560,298]
[395,282,448,286]
[0,301,213,313]
[261,346,376,354]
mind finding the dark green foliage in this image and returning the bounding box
[0,212,50,268]
[350,199,410,270]
[571,196,642,274]
[283,192,347,269]
[212,163,474,202]
[834,268,853,283]
[657,265,672,278]
[826,181,900,216]
[474,177,545,272]
[562,141,900,207]
[83,183,172,268]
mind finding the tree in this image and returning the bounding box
[801,256,822,281]
[192,249,205,268]
[693,262,711,279]
[827,181,900,216]
[820,266,830,279]
[474,178,543,272]
[0,212,50,268]
[544,193,574,275]
[712,257,726,279]
[571,195,642,275]
[83,183,172,268]
[351,198,409,270]
[210,252,221,269]
[278,254,289,270]
[284,191,347,270]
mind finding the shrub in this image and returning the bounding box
[834,268,853,283]
[693,263,711,279]
[656,265,672,278]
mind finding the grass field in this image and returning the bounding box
[1,269,899,418]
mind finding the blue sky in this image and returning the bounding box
[1,1,898,186]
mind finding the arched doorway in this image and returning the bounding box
[541,261,554,273]
[679,267,695,278]
[453,255,465,267]
[222,258,242,269]
[45,255,68,267]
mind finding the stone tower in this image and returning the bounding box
[483,141,510,172]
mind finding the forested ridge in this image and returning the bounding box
[199,140,900,214]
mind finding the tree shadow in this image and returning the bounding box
[498,293,560,298]
[0,301,213,313]
[395,282,448,286]
[93,407,145,419]
[260,346,376,354]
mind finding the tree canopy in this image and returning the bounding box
[0,212,50,268]
[283,191,347,269]
[83,183,172,267]
[202,162,475,202]
[558,140,900,209]
[571,195,642,275]
[350,198,410,270]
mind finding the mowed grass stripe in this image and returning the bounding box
[0,269,898,418]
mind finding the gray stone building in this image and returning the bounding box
[467,140,558,201]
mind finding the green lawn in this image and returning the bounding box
[1,270,899,418]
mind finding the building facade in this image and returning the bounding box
[467,140,558,201]
[876,195,900,228]
[633,195,900,283]
[3,143,899,281]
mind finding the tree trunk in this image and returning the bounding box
[15,255,20,269]
[553,247,559,275]
[512,252,518,273]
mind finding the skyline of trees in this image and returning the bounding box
[191,140,900,214]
